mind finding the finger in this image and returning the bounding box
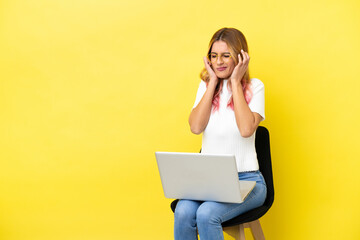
[242,53,249,67]
[203,56,211,67]
[203,56,216,76]
[240,51,249,66]
[237,54,242,66]
[245,51,250,63]
[203,56,208,65]
[241,49,247,63]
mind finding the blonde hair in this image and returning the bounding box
[200,28,252,111]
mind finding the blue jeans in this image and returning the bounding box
[174,171,267,240]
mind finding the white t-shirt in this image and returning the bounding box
[192,78,265,172]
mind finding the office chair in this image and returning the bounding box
[170,126,274,240]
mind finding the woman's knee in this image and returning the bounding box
[196,203,220,226]
[174,200,198,222]
[250,183,267,206]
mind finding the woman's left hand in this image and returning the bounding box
[230,50,250,86]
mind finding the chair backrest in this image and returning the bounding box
[255,126,274,208]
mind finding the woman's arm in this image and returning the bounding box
[231,83,263,137]
[188,57,218,135]
[230,50,262,138]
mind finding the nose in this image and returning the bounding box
[216,56,224,65]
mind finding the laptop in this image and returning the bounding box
[155,152,256,203]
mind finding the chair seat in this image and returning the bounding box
[222,205,269,227]
[171,200,270,228]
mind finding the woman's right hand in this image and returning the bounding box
[203,56,218,85]
[189,57,219,134]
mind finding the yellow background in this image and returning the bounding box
[1,0,359,239]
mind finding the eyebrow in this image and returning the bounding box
[210,52,231,55]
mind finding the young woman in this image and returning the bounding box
[174,28,267,240]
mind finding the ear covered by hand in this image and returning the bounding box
[203,56,218,85]
[230,49,250,86]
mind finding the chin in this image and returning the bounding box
[216,72,231,79]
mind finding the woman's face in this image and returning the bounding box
[209,40,236,79]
